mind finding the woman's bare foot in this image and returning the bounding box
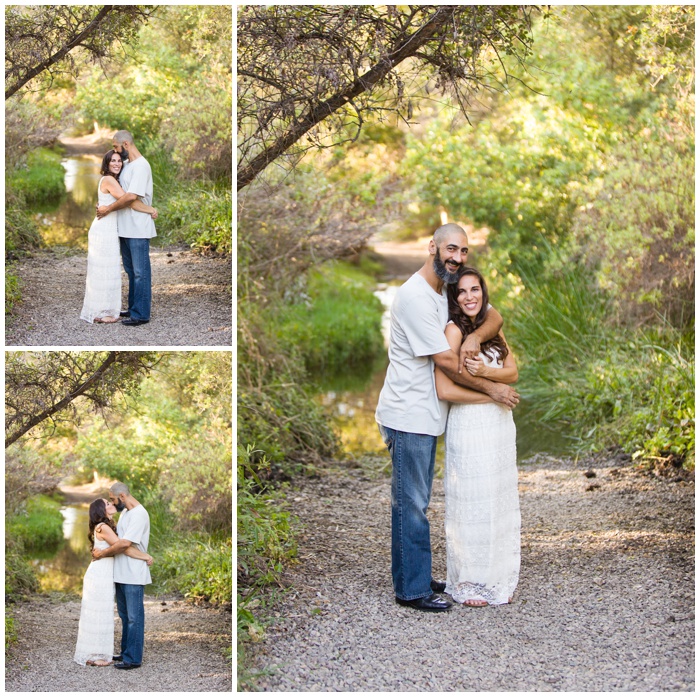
[86,659,113,666]
[95,316,120,324]
[463,598,489,607]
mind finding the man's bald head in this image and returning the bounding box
[433,223,468,246]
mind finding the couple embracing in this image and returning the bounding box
[376,223,521,612]
[73,482,151,669]
[80,130,156,326]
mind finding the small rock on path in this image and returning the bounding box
[6,594,232,692]
[6,245,231,347]
[249,455,694,692]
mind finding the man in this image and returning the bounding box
[92,481,151,669]
[97,130,156,326]
[375,223,519,612]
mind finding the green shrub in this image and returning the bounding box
[508,260,695,469]
[277,262,385,376]
[5,536,39,602]
[5,614,18,652]
[237,446,298,685]
[6,494,64,551]
[155,535,232,606]
[6,148,65,204]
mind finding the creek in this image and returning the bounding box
[32,503,91,594]
[317,281,573,465]
[31,154,101,248]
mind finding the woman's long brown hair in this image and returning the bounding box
[447,266,509,363]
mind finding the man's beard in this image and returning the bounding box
[114,500,126,512]
[433,248,462,284]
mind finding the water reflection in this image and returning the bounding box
[33,504,91,594]
[32,155,101,249]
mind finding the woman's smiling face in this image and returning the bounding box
[108,153,123,175]
[456,273,483,318]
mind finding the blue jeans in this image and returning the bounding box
[120,237,151,321]
[379,425,437,601]
[115,583,145,664]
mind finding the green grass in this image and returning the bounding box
[277,260,385,375]
[237,445,299,689]
[6,494,64,551]
[6,147,65,204]
[507,262,695,469]
[5,615,18,653]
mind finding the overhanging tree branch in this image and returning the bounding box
[6,351,119,447]
[237,6,457,190]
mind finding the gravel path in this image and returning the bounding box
[249,455,694,691]
[6,245,231,347]
[6,594,232,691]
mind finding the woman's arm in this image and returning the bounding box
[436,324,497,405]
[100,177,157,217]
[94,523,153,564]
[464,332,518,384]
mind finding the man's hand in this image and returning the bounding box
[150,208,158,220]
[146,555,154,566]
[487,382,520,410]
[96,205,110,219]
[458,333,481,372]
[91,548,103,561]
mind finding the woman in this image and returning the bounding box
[73,498,153,666]
[435,267,520,607]
[80,151,157,324]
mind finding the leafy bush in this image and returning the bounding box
[237,446,298,684]
[6,147,65,204]
[278,262,385,375]
[6,494,65,551]
[5,536,39,602]
[155,535,232,606]
[508,260,695,469]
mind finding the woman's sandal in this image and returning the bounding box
[463,598,489,607]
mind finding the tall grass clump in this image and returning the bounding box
[508,260,694,469]
[237,445,298,689]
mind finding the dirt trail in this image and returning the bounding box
[6,594,232,692]
[6,245,231,347]
[249,455,694,691]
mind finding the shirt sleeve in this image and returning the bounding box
[121,509,147,545]
[398,291,451,358]
[125,161,150,198]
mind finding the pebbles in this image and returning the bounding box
[251,455,694,691]
[6,245,232,347]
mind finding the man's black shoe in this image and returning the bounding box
[121,318,149,326]
[114,661,141,670]
[396,593,452,612]
[430,580,447,593]
[119,311,130,317]
[112,655,122,661]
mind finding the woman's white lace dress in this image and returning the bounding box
[444,350,520,605]
[73,538,115,665]
[80,178,121,323]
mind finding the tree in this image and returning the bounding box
[237,5,538,190]
[5,351,159,448]
[5,5,156,100]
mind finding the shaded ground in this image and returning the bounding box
[247,454,694,691]
[6,594,232,692]
[6,245,232,346]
